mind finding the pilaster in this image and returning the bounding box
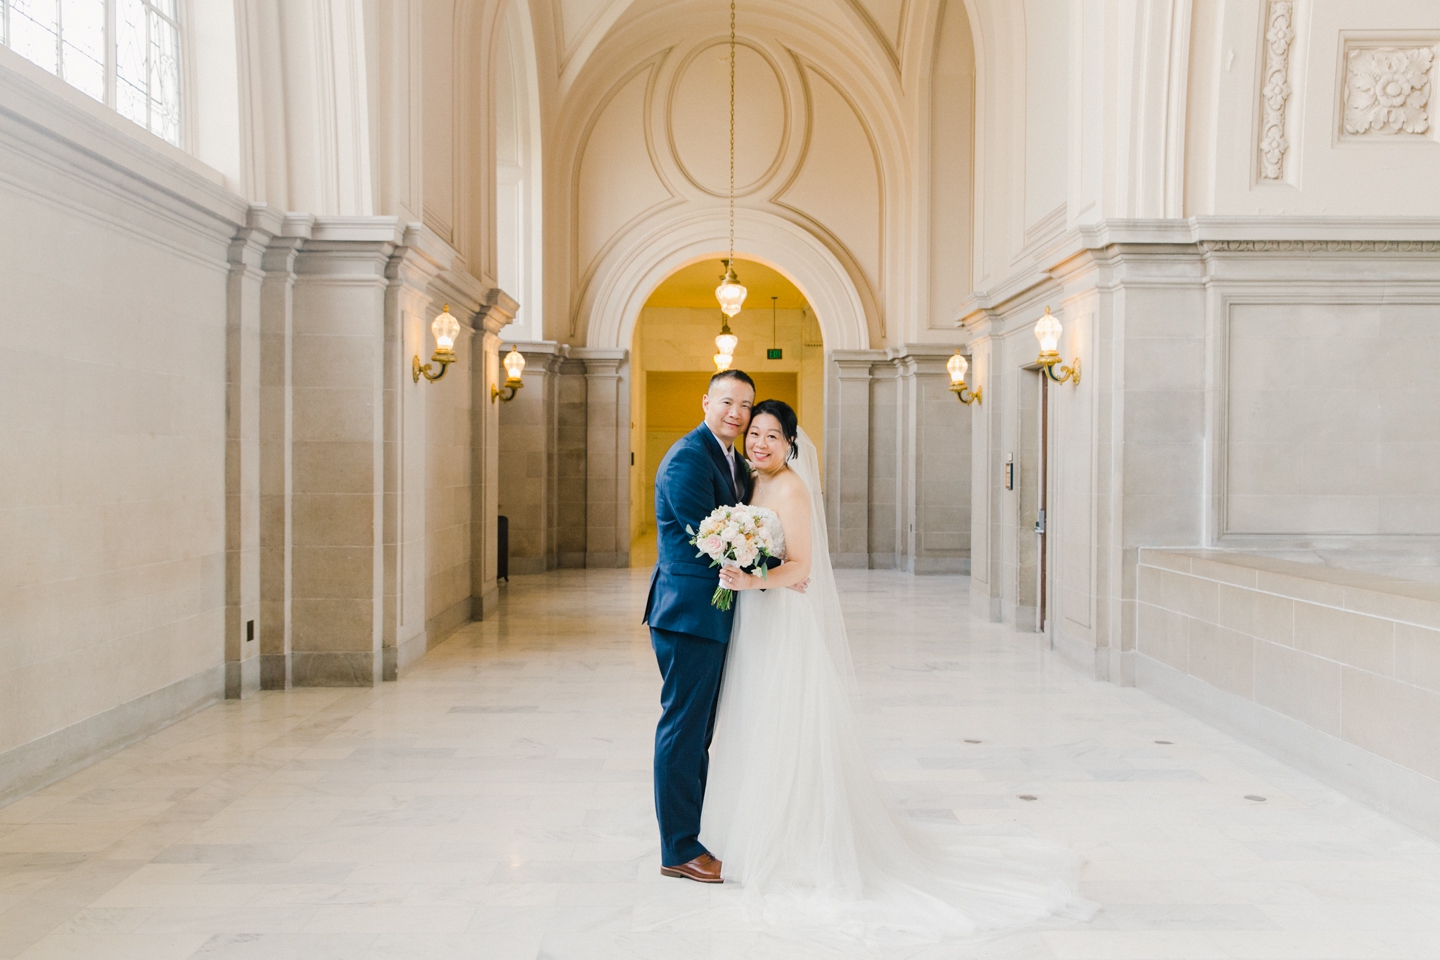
[287,219,403,686]
[827,350,885,568]
[573,348,631,569]
[222,213,269,699]
[257,214,310,690]
[894,345,973,574]
[498,342,568,574]
[470,289,519,617]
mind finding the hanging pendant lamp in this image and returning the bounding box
[714,0,747,330]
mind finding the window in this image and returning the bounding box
[1,0,181,146]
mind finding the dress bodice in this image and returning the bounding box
[750,505,786,560]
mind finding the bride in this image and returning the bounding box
[699,399,1096,941]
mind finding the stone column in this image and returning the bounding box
[381,246,434,680]
[895,346,972,574]
[257,216,308,689]
[222,211,269,698]
[573,349,630,569]
[867,361,900,569]
[556,358,590,568]
[498,342,566,574]
[287,219,402,686]
[470,289,518,618]
[826,351,884,568]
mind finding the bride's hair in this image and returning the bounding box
[749,399,799,461]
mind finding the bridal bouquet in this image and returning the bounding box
[687,505,779,611]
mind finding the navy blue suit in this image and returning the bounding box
[643,424,751,866]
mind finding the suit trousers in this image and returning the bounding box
[650,626,728,867]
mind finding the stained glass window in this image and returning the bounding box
[1,0,182,146]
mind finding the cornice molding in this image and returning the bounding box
[1199,240,1440,253]
[957,216,1440,328]
[0,51,245,229]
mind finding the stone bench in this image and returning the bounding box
[1136,548,1440,838]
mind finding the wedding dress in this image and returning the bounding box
[696,428,1096,942]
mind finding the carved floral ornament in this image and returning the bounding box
[1258,0,1296,180]
[1343,45,1434,136]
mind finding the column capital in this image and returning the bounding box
[889,344,963,378]
[571,347,628,376]
[831,349,885,380]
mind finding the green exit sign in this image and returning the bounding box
[767,348,783,360]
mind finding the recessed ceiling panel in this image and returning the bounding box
[669,42,787,196]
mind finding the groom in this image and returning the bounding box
[643,369,756,883]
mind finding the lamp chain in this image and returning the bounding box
[728,0,736,263]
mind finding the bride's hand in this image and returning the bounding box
[718,567,760,591]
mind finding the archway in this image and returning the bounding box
[578,208,873,353]
[627,258,824,567]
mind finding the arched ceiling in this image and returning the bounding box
[552,0,935,98]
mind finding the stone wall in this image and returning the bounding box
[966,227,1440,683]
[0,67,516,804]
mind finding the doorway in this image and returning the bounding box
[628,258,824,568]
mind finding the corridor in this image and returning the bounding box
[2,571,1439,959]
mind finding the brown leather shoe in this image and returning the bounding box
[660,853,723,883]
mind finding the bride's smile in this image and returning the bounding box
[744,413,791,475]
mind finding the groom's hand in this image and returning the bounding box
[786,578,810,594]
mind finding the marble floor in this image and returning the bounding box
[3,571,1440,960]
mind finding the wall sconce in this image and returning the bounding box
[492,345,525,402]
[1034,307,1080,385]
[947,349,981,405]
[414,306,461,383]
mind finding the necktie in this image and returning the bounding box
[730,451,745,500]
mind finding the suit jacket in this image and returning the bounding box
[643,424,751,643]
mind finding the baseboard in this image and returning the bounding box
[473,584,499,620]
[1136,653,1440,841]
[1108,648,1136,687]
[260,653,290,690]
[0,663,224,807]
[508,557,549,576]
[224,656,261,699]
[291,651,381,687]
[393,596,472,675]
[832,551,868,569]
[1050,628,1100,679]
[868,552,898,570]
[909,557,971,575]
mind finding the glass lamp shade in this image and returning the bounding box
[1034,307,1062,358]
[502,346,525,382]
[713,353,733,372]
[715,262,748,318]
[432,306,461,352]
[715,330,739,356]
[947,351,969,386]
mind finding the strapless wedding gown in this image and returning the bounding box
[697,506,1095,942]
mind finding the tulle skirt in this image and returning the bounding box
[696,585,1097,943]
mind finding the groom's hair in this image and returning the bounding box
[708,369,755,394]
